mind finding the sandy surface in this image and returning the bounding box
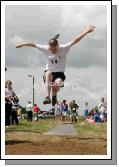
[43,124,78,136]
[6,131,107,155]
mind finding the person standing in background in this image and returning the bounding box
[26,101,33,122]
[98,97,107,122]
[17,107,22,121]
[61,100,68,124]
[70,100,79,123]
[84,102,89,119]
[55,101,62,124]
[33,104,39,122]
[5,80,13,127]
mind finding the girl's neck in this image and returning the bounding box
[7,87,11,90]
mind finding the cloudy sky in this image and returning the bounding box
[5,5,107,114]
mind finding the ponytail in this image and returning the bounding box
[53,34,60,40]
[49,34,60,47]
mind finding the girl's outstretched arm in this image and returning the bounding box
[16,43,36,48]
[70,25,96,46]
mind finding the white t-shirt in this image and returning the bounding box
[85,105,88,110]
[26,104,33,112]
[36,42,72,72]
[98,102,107,113]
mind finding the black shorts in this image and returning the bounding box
[43,70,66,86]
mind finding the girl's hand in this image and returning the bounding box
[85,25,96,33]
[16,44,22,48]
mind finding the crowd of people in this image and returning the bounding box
[5,79,39,127]
[84,98,107,123]
[25,102,39,122]
[24,99,79,124]
[54,100,79,124]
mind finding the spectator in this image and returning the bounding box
[5,80,13,127]
[17,107,22,121]
[33,104,39,122]
[61,100,68,124]
[5,80,19,127]
[11,106,19,125]
[70,100,79,123]
[86,112,95,124]
[93,109,101,123]
[98,97,107,122]
[84,102,89,119]
[103,102,107,122]
[55,101,62,124]
[66,104,72,124]
[26,101,33,122]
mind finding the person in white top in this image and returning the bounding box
[98,97,107,114]
[26,101,33,122]
[98,97,107,122]
[55,101,62,124]
[16,25,96,106]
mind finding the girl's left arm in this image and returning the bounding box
[70,25,96,46]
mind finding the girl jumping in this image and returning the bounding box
[16,25,96,106]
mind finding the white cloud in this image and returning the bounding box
[9,35,25,45]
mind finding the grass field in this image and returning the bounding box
[74,116,107,139]
[6,117,107,138]
[5,118,56,133]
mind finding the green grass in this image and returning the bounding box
[74,116,107,138]
[6,116,107,139]
[5,118,56,134]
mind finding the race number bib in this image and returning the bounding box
[51,59,58,64]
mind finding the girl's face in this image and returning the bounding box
[6,83,12,89]
[49,45,58,54]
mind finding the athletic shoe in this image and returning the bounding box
[52,95,57,106]
[43,96,51,104]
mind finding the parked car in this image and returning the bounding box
[22,112,28,119]
[38,109,55,118]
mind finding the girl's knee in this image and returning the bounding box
[45,71,52,77]
[45,71,53,81]
[52,86,60,92]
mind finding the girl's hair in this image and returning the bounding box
[5,80,12,88]
[49,34,60,47]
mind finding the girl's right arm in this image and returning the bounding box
[16,43,36,48]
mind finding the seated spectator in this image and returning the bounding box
[86,115,95,123]
[93,110,101,123]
